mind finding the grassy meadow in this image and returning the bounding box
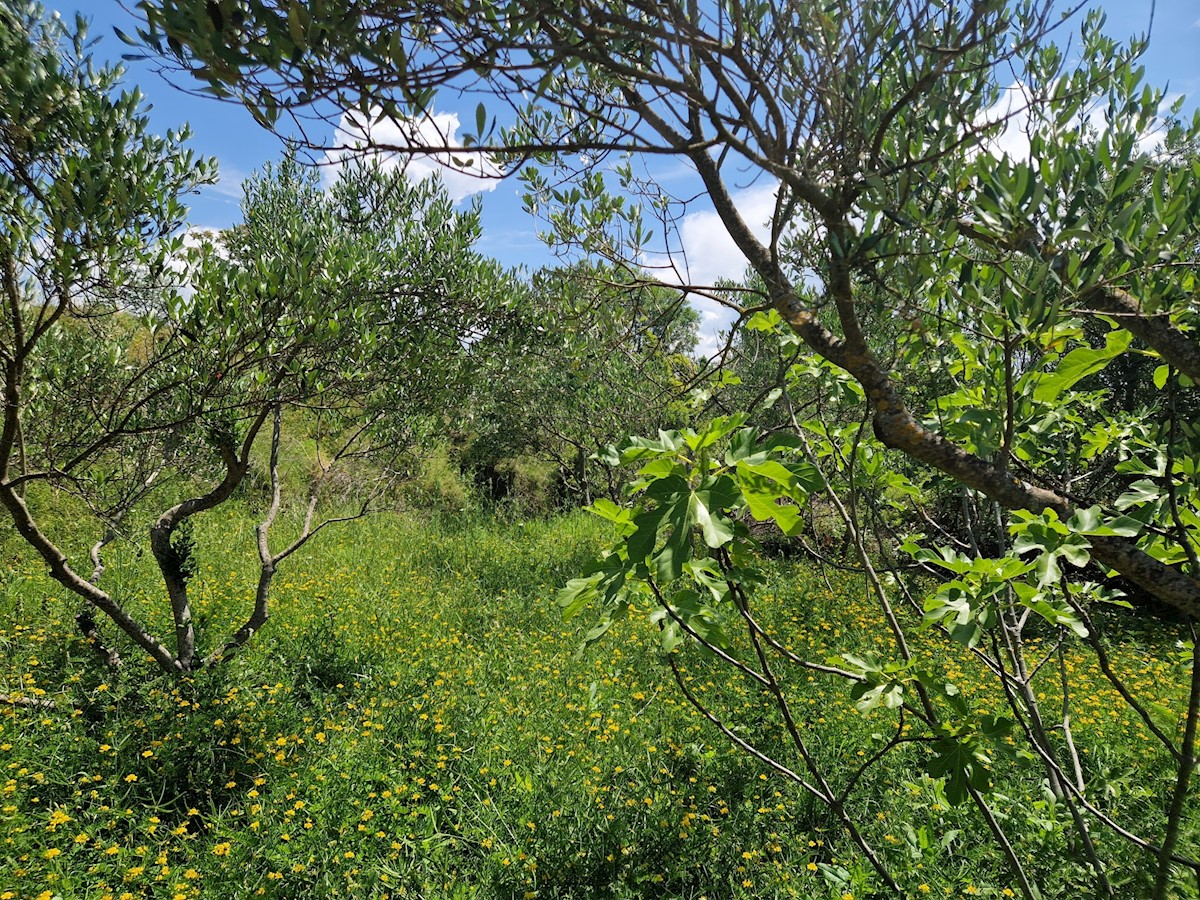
[0,505,1194,898]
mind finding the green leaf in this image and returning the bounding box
[1115,479,1164,510]
[557,573,602,620]
[684,558,733,605]
[736,459,812,502]
[745,309,781,332]
[287,1,309,50]
[1034,550,1062,585]
[926,733,992,806]
[619,431,685,463]
[737,463,808,536]
[652,588,732,651]
[658,617,684,652]
[851,681,904,713]
[689,490,734,548]
[684,413,748,451]
[907,544,973,574]
[586,498,637,537]
[1032,330,1134,403]
[582,617,616,645]
[596,444,622,467]
[833,652,882,675]
[922,584,987,648]
[1057,537,1091,568]
[638,457,683,481]
[1067,506,1142,537]
[627,502,670,565]
[724,428,804,466]
[725,428,760,465]
[640,492,693,583]
[1109,155,1147,200]
[588,497,630,524]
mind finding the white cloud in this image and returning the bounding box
[326,108,500,203]
[976,82,1037,161]
[182,225,221,247]
[629,182,787,359]
[977,81,1172,162]
[670,183,777,287]
[661,183,778,359]
[207,163,248,200]
[155,226,222,306]
[693,303,740,360]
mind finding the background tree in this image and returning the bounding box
[1,3,215,669]
[466,262,699,509]
[148,155,508,672]
[133,0,1200,615]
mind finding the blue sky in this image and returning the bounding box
[74,3,549,267]
[68,0,1200,309]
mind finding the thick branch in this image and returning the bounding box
[774,282,1200,618]
[957,220,1200,384]
[149,408,267,669]
[0,482,178,671]
[1081,285,1200,385]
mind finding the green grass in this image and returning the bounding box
[0,508,1194,898]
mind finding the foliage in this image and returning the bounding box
[136,0,1200,610]
[35,0,1200,893]
[562,401,1200,894]
[1,2,213,670]
[399,442,480,515]
[466,263,699,509]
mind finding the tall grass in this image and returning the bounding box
[0,507,1191,898]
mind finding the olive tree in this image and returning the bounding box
[1,3,214,668]
[467,263,699,508]
[2,5,505,673]
[132,154,504,673]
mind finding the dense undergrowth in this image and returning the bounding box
[0,508,1193,898]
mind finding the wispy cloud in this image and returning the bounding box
[637,182,779,359]
[325,108,500,203]
[639,182,776,288]
[205,162,249,201]
[977,81,1172,162]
